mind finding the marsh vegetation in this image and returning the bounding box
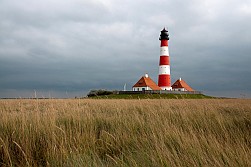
[0,99,250,166]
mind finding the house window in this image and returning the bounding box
[137,88,140,91]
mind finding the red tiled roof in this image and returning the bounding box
[133,76,162,90]
[171,79,194,91]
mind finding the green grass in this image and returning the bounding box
[89,93,213,99]
[0,99,250,166]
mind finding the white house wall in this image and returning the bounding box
[132,87,152,91]
[173,88,186,91]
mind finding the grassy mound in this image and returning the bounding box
[89,93,213,99]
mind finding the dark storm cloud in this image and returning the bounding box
[0,0,251,98]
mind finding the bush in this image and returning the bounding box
[87,89,113,97]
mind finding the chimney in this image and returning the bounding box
[145,73,149,78]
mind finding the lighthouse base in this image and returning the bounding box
[160,86,172,91]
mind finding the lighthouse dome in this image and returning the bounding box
[159,27,169,40]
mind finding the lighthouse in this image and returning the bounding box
[158,28,172,90]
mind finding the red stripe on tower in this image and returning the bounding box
[161,40,168,47]
[158,27,172,90]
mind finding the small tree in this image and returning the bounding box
[87,89,113,97]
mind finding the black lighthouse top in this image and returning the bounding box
[159,27,169,40]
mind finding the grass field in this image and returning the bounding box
[0,99,250,166]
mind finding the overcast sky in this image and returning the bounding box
[0,0,251,98]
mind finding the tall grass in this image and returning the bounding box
[0,99,250,166]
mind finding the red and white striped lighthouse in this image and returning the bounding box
[158,28,172,90]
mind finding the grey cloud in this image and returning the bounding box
[0,0,251,98]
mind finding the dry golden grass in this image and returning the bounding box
[0,99,250,166]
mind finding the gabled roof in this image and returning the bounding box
[171,78,194,91]
[133,75,162,90]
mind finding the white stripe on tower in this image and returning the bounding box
[158,27,172,90]
[159,65,170,75]
[160,47,169,56]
